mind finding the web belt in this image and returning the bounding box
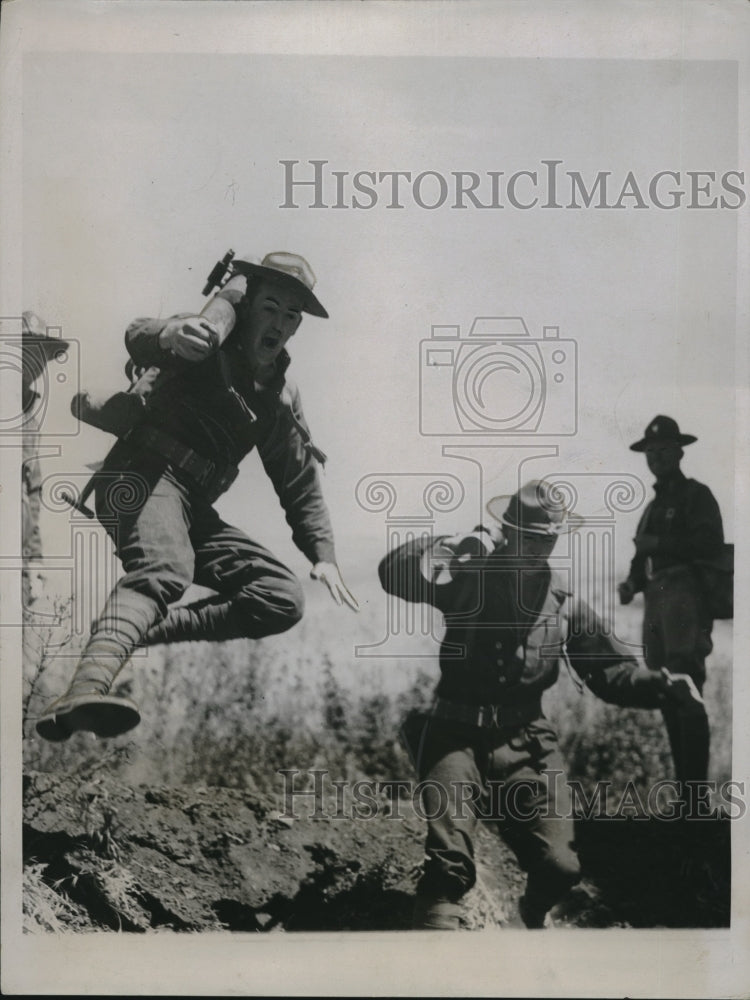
[126,425,239,501]
[431,697,542,730]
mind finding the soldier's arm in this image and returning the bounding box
[124,280,244,368]
[378,527,490,612]
[566,597,667,708]
[378,535,434,605]
[125,316,191,368]
[624,506,651,594]
[257,382,336,566]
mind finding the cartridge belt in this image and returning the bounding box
[126,425,239,502]
[431,697,541,730]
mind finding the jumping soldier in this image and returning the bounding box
[618,415,725,786]
[37,251,357,742]
[379,480,699,930]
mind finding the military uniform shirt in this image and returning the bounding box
[123,314,335,567]
[629,471,723,591]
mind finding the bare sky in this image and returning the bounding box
[21,49,738,584]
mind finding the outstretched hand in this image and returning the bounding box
[311,562,359,611]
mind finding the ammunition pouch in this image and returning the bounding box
[125,424,239,503]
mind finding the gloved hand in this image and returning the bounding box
[159,317,220,361]
[310,562,359,611]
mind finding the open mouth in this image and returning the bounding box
[262,336,280,350]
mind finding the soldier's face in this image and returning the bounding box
[241,280,304,369]
[503,527,558,558]
[645,442,682,479]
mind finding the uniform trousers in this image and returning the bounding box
[70,463,304,693]
[405,712,581,916]
[642,566,713,785]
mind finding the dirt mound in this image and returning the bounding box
[23,768,731,933]
[22,770,516,932]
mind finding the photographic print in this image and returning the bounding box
[1,1,748,996]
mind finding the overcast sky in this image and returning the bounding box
[20,48,739,592]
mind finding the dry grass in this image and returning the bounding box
[24,572,733,798]
[23,862,90,933]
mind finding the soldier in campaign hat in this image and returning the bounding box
[21,311,70,606]
[618,415,725,788]
[37,251,357,742]
[380,479,695,930]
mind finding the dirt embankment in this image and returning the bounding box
[23,768,518,933]
[23,768,730,933]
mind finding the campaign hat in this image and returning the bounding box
[230,252,328,318]
[629,415,697,452]
[486,479,584,536]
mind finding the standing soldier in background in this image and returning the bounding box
[379,480,697,930]
[37,251,357,743]
[618,415,725,787]
[21,311,70,608]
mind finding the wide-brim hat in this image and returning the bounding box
[230,252,328,318]
[629,415,697,452]
[486,479,585,536]
[22,311,70,354]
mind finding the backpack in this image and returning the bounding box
[694,543,734,620]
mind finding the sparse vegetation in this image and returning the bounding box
[21,572,733,932]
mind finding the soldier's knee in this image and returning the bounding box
[272,583,305,633]
[236,576,305,637]
[123,569,192,617]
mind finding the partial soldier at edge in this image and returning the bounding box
[21,311,70,608]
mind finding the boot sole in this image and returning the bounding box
[36,695,141,742]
